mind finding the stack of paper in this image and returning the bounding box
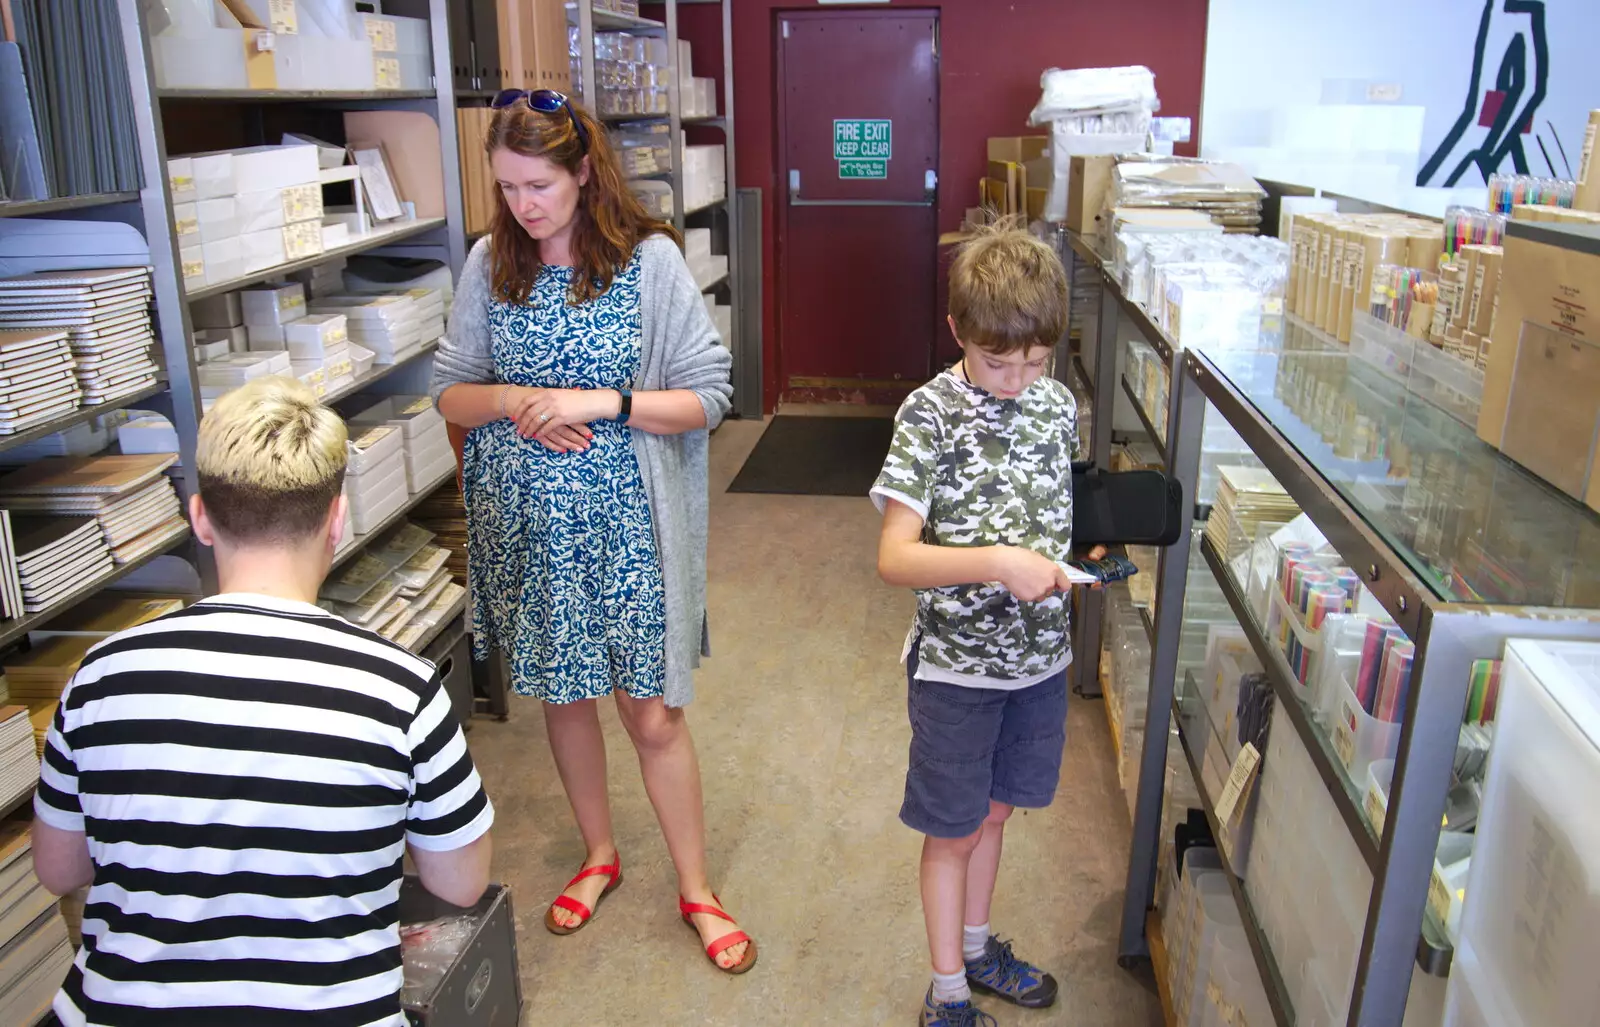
[0,268,160,408]
[33,593,184,638]
[0,816,74,1026]
[344,426,407,535]
[0,331,79,434]
[349,396,454,495]
[0,454,187,566]
[24,703,52,760]
[8,515,112,614]
[5,636,97,707]
[1204,465,1300,563]
[309,288,444,365]
[320,522,457,647]
[0,708,36,811]
[411,480,469,584]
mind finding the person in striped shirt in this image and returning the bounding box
[31,375,495,1027]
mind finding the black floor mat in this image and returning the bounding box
[727,416,894,497]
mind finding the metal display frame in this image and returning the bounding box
[571,0,754,416]
[1063,229,1600,1026]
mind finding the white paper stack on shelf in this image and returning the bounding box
[1204,466,1300,563]
[168,145,323,285]
[1028,65,1157,222]
[350,396,454,495]
[196,350,293,409]
[309,288,444,365]
[0,707,36,810]
[341,256,455,315]
[1111,155,1267,234]
[683,144,727,214]
[0,267,161,412]
[345,425,407,535]
[190,291,247,365]
[7,516,113,615]
[0,331,79,435]
[684,229,728,291]
[0,817,74,1027]
[290,256,348,300]
[0,454,186,567]
[238,283,353,396]
[321,522,440,642]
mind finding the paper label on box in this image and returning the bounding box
[366,17,398,52]
[182,257,206,281]
[283,220,323,259]
[1427,865,1453,926]
[375,57,402,90]
[281,183,322,224]
[1334,697,1358,769]
[175,215,199,237]
[268,0,297,33]
[354,426,395,451]
[328,358,353,378]
[1213,742,1261,825]
[170,174,195,194]
[402,398,433,416]
[1364,784,1387,836]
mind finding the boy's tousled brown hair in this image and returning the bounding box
[486,98,680,306]
[948,220,1069,354]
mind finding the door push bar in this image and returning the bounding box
[788,168,938,207]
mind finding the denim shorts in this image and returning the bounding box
[899,648,1070,839]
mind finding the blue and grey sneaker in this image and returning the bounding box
[964,937,1059,1009]
[919,985,998,1026]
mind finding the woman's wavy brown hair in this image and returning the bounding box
[486,98,679,306]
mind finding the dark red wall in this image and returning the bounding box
[677,0,1210,412]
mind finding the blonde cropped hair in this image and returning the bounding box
[196,375,348,543]
[948,221,1069,355]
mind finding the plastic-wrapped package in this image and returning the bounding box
[1027,66,1158,124]
[400,915,478,1007]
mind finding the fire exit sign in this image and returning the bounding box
[834,119,891,180]
[834,119,892,160]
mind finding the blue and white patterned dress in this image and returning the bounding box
[462,250,667,703]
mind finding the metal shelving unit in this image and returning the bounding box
[0,382,167,458]
[1070,213,1600,1024]
[183,218,451,301]
[569,0,750,415]
[0,192,140,218]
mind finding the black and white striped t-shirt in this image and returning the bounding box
[34,593,495,1027]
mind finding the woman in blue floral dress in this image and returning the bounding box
[431,95,752,973]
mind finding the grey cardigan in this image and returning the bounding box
[429,235,733,708]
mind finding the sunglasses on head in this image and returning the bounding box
[490,89,591,155]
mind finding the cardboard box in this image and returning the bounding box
[987,136,1049,165]
[1477,222,1600,511]
[1577,110,1600,213]
[1470,246,1503,337]
[1065,155,1114,234]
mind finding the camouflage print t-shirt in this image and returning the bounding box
[871,368,1079,688]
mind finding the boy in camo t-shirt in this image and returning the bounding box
[872,225,1102,1026]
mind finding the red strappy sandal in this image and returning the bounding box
[678,894,758,975]
[543,855,623,936]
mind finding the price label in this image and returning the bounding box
[281,184,322,224]
[170,174,194,194]
[269,0,298,34]
[403,398,433,416]
[366,17,398,51]
[1334,698,1358,770]
[1428,866,1453,926]
[174,215,199,238]
[182,257,206,281]
[1364,784,1388,837]
[1214,742,1262,825]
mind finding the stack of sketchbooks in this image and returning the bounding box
[0,331,81,434]
[0,269,160,409]
[0,817,74,1026]
[320,522,465,652]
[411,480,469,585]
[1204,465,1300,563]
[2,516,112,617]
[6,635,100,708]
[0,454,186,569]
[0,709,35,813]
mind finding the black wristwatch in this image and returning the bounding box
[615,388,632,425]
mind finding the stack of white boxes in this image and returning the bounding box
[702,295,733,348]
[684,227,729,291]
[239,283,354,397]
[345,424,407,536]
[682,143,727,215]
[194,350,293,411]
[350,396,454,496]
[167,145,329,288]
[190,292,249,365]
[309,288,445,366]
[677,40,717,119]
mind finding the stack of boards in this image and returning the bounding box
[0,267,161,431]
[0,708,34,814]
[0,816,73,1027]
[0,454,185,620]
[1205,465,1301,564]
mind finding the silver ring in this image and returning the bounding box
[539,413,550,423]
